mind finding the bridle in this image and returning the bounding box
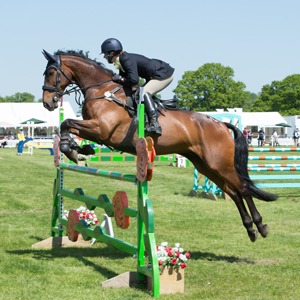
[42,55,75,103]
[42,55,121,106]
[42,55,133,109]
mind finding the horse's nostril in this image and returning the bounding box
[43,102,51,110]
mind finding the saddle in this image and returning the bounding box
[124,88,181,117]
[79,88,187,155]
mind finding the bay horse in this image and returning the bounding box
[42,49,278,242]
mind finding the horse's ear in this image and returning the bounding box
[42,49,57,63]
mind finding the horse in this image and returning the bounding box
[42,49,278,243]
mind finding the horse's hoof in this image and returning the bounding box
[258,224,269,238]
[67,149,78,164]
[248,230,258,242]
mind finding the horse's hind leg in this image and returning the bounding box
[188,155,259,242]
[243,195,269,238]
[220,178,269,239]
[223,187,259,242]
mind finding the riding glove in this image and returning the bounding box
[112,73,124,83]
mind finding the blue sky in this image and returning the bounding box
[1,0,300,105]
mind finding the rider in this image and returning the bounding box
[100,38,175,136]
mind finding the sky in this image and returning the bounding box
[1,0,300,110]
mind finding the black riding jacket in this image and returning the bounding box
[118,52,174,87]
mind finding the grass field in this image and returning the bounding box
[0,148,299,300]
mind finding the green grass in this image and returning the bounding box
[0,148,299,299]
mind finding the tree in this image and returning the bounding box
[173,63,252,111]
[253,74,300,115]
[0,92,35,102]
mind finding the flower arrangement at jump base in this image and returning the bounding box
[156,242,191,270]
[63,206,99,226]
[146,242,190,294]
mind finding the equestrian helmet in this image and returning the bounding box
[101,38,123,54]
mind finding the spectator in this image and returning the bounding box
[1,136,8,148]
[272,129,279,146]
[247,129,253,146]
[258,128,265,147]
[243,128,248,140]
[293,128,299,147]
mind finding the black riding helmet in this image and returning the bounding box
[101,38,123,63]
[101,37,122,54]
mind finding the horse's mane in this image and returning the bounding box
[54,49,114,75]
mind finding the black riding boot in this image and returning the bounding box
[143,93,162,136]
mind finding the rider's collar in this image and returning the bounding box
[113,56,125,73]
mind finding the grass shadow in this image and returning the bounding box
[6,237,133,280]
[192,251,256,264]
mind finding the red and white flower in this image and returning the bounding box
[155,242,191,269]
[63,206,99,226]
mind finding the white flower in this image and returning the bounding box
[179,254,188,262]
[160,256,168,263]
[161,242,168,247]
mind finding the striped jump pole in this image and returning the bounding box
[248,147,300,188]
[248,156,300,161]
[248,147,300,152]
[248,166,300,172]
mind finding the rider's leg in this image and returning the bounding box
[143,92,162,135]
[143,76,173,136]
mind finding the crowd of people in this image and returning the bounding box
[241,127,299,147]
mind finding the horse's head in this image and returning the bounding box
[42,50,72,111]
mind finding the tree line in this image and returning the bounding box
[0,92,39,103]
[1,63,299,115]
[174,63,300,116]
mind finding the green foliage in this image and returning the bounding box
[252,74,300,115]
[173,63,252,111]
[0,149,299,299]
[0,92,35,102]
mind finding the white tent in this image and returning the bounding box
[0,102,78,128]
[199,111,288,129]
[241,112,287,128]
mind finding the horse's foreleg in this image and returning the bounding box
[59,118,102,164]
[60,133,79,163]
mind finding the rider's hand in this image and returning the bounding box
[112,73,124,83]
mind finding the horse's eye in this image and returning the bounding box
[48,71,54,77]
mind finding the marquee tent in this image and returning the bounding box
[199,111,288,129]
[241,112,288,128]
[0,102,78,128]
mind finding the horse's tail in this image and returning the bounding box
[224,122,278,202]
